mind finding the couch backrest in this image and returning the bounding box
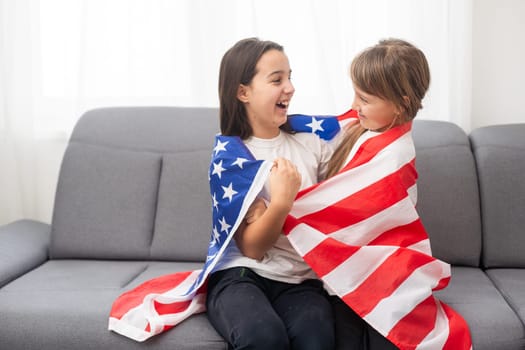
[50,108,484,267]
[50,107,219,260]
[412,120,482,267]
[470,124,525,268]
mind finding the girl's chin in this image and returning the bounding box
[275,108,288,119]
[358,119,369,129]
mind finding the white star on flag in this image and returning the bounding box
[212,193,219,211]
[232,157,248,169]
[212,226,220,244]
[218,216,231,233]
[211,160,226,178]
[305,117,324,133]
[213,139,229,155]
[221,182,238,202]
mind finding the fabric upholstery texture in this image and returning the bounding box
[0,108,524,349]
[486,269,525,323]
[412,121,482,266]
[470,124,525,268]
[0,260,225,350]
[436,267,525,350]
[50,144,161,259]
[150,151,213,261]
[0,220,50,287]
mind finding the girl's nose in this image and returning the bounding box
[285,80,295,95]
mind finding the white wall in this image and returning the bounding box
[472,0,525,129]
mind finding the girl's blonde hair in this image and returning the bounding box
[325,38,430,179]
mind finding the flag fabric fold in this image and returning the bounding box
[284,111,471,349]
[108,134,273,341]
[108,110,472,349]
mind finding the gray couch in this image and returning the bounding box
[0,107,524,350]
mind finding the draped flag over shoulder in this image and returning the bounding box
[108,134,274,341]
[108,109,472,349]
[285,110,472,349]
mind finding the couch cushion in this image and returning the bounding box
[470,124,525,268]
[435,267,525,350]
[0,220,50,287]
[0,260,226,350]
[486,269,525,327]
[50,143,160,259]
[148,108,218,261]
[50,107,219,261]
[412,120,482,266]
[150,152,212,261]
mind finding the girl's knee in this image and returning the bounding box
[232,320,289,350]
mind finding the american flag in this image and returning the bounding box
[108,110,472,349]
[108,132,274,341]
[284,111,472,349]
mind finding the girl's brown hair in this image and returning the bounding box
[325,38,430,178]
[218,38,293,139]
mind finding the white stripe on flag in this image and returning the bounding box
[287,223,327,255]
[160,292,207,326]
[323,246,398,296]
[364,259,450,333]
[328,196,420,246]
[147,272,201,305]
[408,238,433,256]
[415,300,450,350]
[290,132,415,218]
[407,183,418,205]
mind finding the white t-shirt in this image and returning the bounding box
[213,130,334,284]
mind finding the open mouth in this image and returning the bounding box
[276,100,289,109]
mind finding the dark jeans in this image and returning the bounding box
[330,296,399,350]
[206,267,335,350]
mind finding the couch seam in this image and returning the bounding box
[120,264,150,289]
[148,156,163,257]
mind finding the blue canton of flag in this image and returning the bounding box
[288,114,340,140]
[186,135,273,293]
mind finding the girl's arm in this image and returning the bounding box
[234,158,301,260]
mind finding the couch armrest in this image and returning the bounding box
[0,219,51,287]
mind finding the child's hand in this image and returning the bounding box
[269,158,301,212]
[245,198,267,224]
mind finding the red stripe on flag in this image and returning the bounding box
[442,301,473,350]
[337,108,359,121]
[433,276,451,291]
[303,237,360,277]
[342,248,435,316]
[110,271,194,320]
[368,219,427,247]
[283,212,303,234]
[386,296,437,350]
[153,299,192,316]
[295,119,411,202]
[342,122,412,171]
[297,162,416,234]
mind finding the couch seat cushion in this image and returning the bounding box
[0,260,226,350]
[435,266,525,350]
[486,269,525,325]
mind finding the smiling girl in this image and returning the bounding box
[206,38,336,350]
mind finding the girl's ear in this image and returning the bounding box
[400,96,410,112]
[394,96,410,116]
[237,84,249,103]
